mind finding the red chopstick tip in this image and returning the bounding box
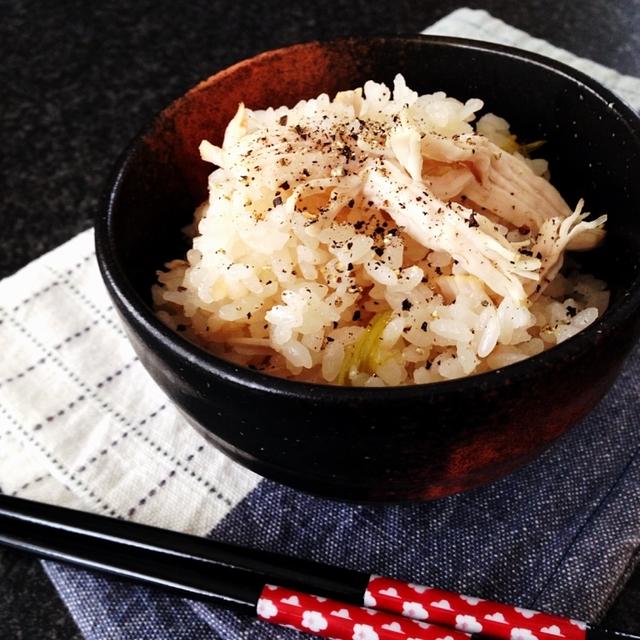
[366,576,589,640]
[258,584,472,640]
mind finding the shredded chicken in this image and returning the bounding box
[363,159,540,301]
[199,73,606,308]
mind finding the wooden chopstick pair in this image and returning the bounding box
[0,495,636,640]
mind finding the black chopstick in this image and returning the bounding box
[0,495,637,640]
[0,504,259,612]
[0,494,470,640]
[0,494,367,606]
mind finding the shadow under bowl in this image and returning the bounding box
[96,35,640,501]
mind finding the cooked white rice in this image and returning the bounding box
[152,75,608,386]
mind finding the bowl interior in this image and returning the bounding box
[104,35,640,372]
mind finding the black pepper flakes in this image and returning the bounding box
[341,145,353,161]
[421,321,428,331]
[352,310,361,321]
[347,199,355,208]
[278,115,288,126]
[402,299,413,311]
[566,305,577,317]
[273,195,283,207]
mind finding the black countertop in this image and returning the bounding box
[2,1,639,637]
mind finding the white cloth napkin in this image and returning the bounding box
[0,230,260,534]
[1,7,639,536]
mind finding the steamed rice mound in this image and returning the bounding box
[152,75,609,386]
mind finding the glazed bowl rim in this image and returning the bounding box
[96,33,640,403]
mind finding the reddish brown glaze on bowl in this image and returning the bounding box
[96,36,640,501]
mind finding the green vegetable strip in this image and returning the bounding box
[337,311,392,385]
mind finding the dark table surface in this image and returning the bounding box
[2,1,640,638]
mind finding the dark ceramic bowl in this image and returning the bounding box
[96,35,640,501]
